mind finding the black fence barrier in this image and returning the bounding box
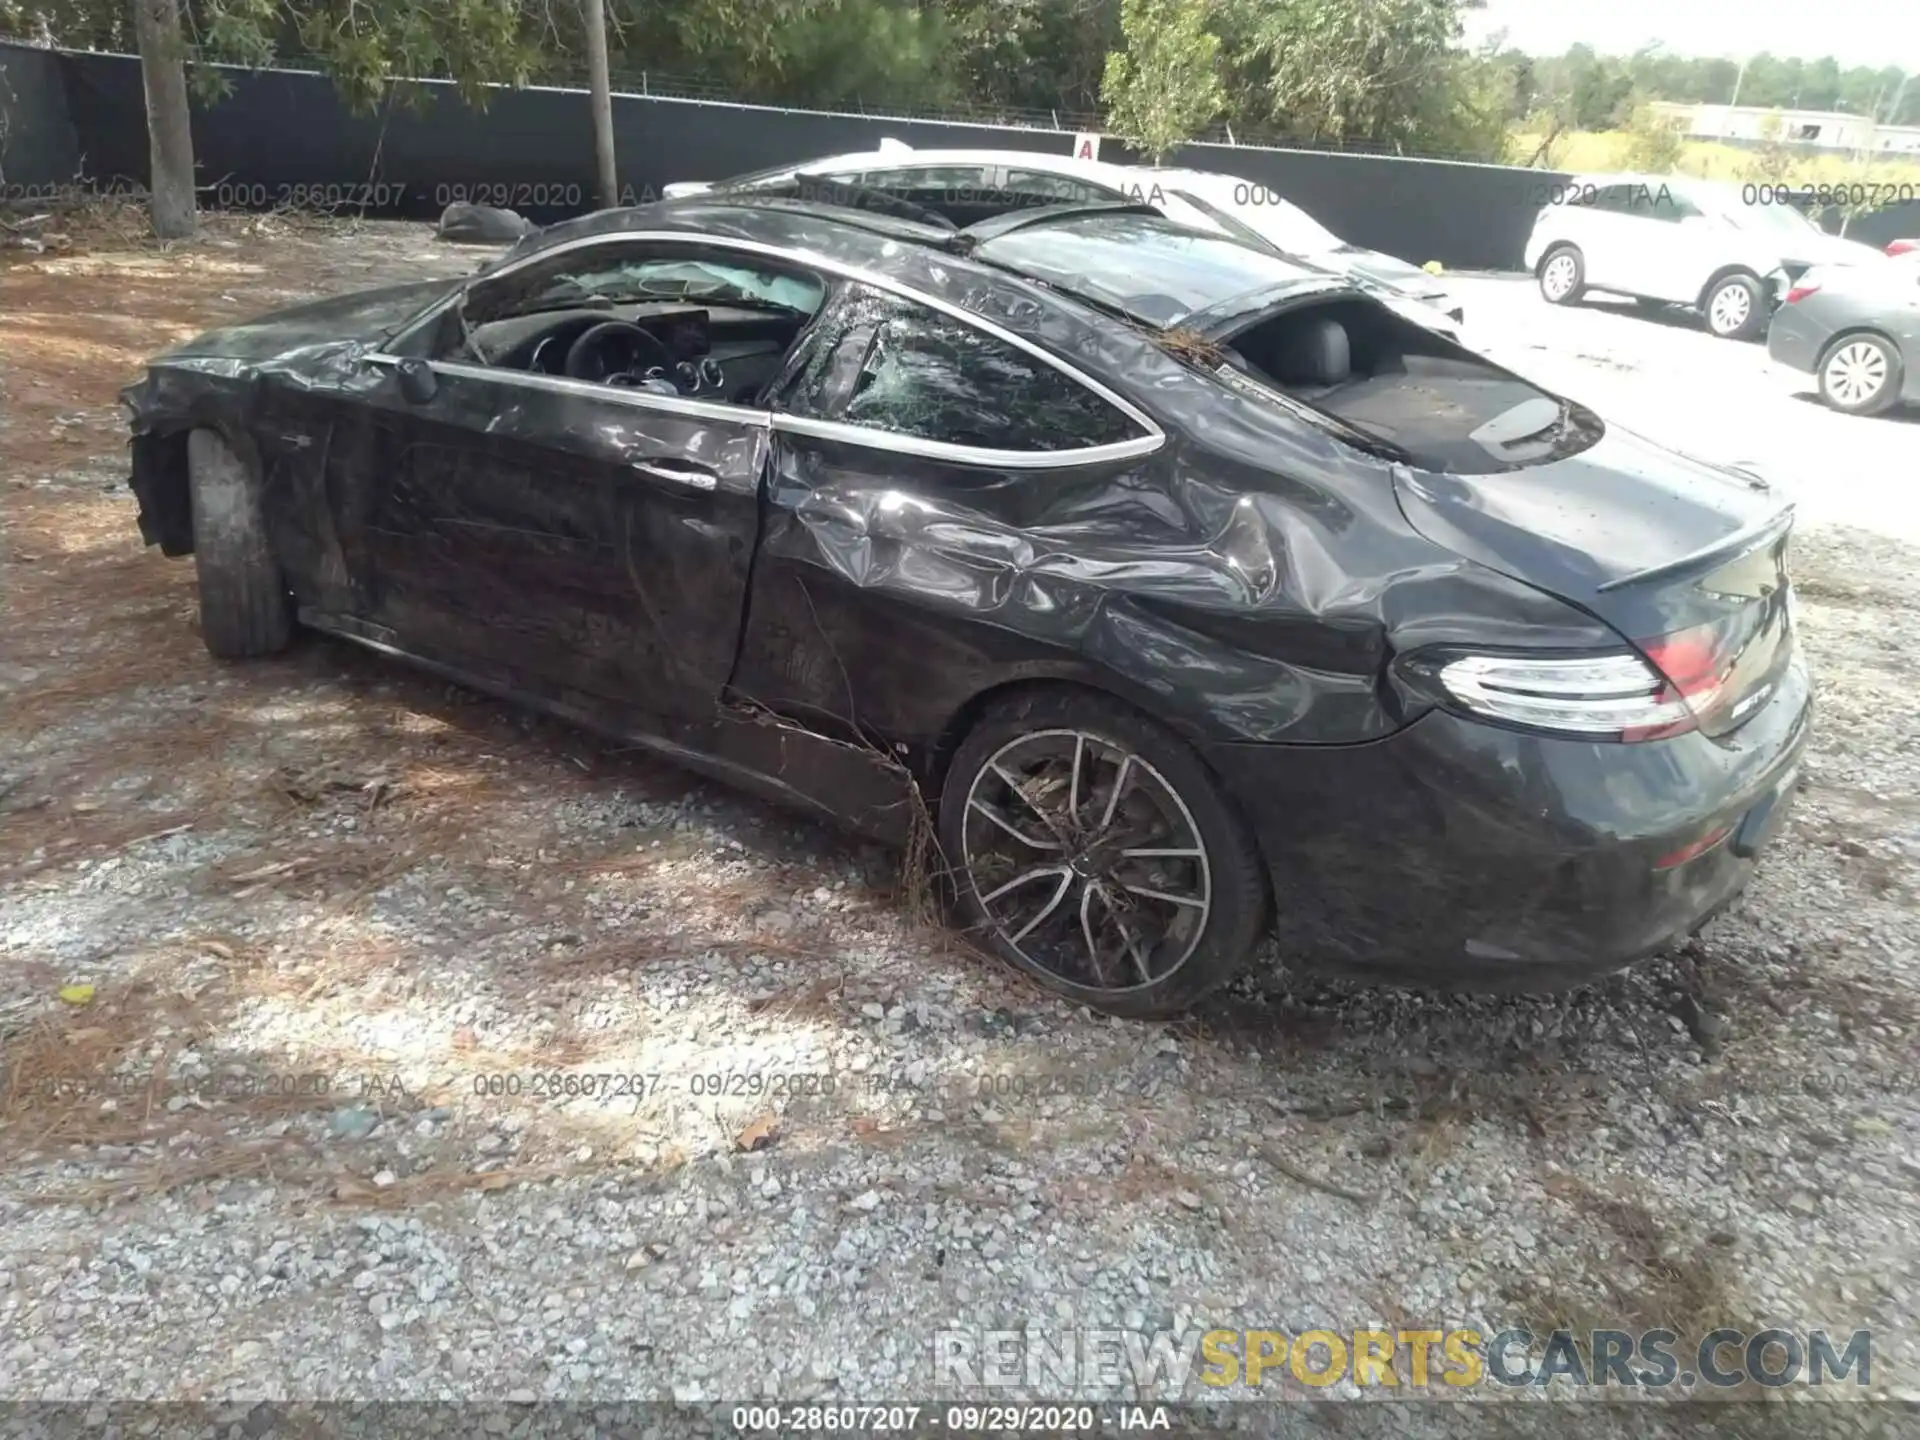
[4,41,1917,268]
[0,42,81,193]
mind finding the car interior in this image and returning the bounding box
[1220,296,1604,472]
[437,254,830,403]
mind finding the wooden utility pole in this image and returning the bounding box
[131,0,198,238]
[582,0,619,210]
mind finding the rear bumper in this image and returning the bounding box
[1204,653,1812,990]
[1766,303,1827,375]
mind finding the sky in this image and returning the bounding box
[1461,0,1920,73]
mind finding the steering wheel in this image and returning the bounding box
[563,321,673,387]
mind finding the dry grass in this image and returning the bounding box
[2,222,727,1212]
[1496,1170,1767,1392]
[0,935,332,1153]
[1509,128,1920,191]
[0,219,1004,1223]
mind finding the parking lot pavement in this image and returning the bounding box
[1454,274,1920,545]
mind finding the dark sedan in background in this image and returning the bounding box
[122,192,1809,1016]
[1768,259,1920,415]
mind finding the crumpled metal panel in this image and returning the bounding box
[738,398,1614,760]
[717,235,1615,754]
[121,198,1622,808]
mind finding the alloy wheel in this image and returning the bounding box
[1542,254,1578,300]
[1708,282,1752,335]
[960,729,1212,993]
[1823,341,1890,408]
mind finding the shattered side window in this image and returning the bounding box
[830,288,1142,452]
[770,284,891,419]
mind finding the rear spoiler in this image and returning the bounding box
[1594,502,1795,594]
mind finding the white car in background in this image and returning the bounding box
[1524,172,1885,340]
[1140,166,1460,322]
[662,144,1462,330]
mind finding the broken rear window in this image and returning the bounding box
[1219,296,1604,474]
[975,212,1325,328]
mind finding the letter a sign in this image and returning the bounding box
[1073,132,1101,162]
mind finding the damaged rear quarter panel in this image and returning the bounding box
[730,264,1616,763]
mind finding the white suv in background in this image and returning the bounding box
[1524,173,1885,339]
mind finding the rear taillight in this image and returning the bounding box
[1624,621,1742,740]
[1889,239,1918,257]
[1414,651,1697,740]
[1405,613,1759,743]
[1785,284,1821,303]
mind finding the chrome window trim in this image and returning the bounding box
[375,227,1165,453]
[772,413,1162,470]
[365,352,771,427]
[363,354,1162,468]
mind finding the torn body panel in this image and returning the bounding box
[117,196,1812,995]
[735,344,1622,765]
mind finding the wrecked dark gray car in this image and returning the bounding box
[122,196,1809,1017]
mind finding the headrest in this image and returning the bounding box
[1272,317,1351,387]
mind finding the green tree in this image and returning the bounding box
[1747,111,1796,186]
[1215,0,1507,158]
[1,0,543,234]
[592,0,951,110]
[1099,0,1225,163]
[1622,100,1683,173]
[939,0,1119,115]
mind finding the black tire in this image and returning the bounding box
[1537,244,1586,305]
[1702,272,1768,341]
[936,686,1270,1019]
[1816,332,1903,417]
[186,427,293,658]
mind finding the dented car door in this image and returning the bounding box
[337,364,766,721]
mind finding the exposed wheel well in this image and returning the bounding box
[924,677,1120,797]
[921,674,1278,902]
[129,428,195,555]
[130,417,267,558]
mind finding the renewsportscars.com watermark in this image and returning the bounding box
[932,1326,1872,1393]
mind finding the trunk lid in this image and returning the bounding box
[1392,426,1798,739]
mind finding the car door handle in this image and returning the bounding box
[630,458,718,492]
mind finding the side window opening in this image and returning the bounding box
[780,283,1144,453]
[437,244,829,404]
[1221,297,1603,474]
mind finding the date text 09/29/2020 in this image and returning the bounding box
[730,1405,1172,1433]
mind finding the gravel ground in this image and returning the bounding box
[1,219,1916,1423]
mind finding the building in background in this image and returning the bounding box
[1651,102,1920,155]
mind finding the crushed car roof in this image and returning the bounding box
[488,195,1350,334]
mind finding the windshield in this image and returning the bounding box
[1676,182,1821,237]
[975,212,1325,328]
[1164,188,1287,254]
[1726,200,1823,237]
[713,154,864,190]
[1152,172,1343,253]
[526,259,824,313]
